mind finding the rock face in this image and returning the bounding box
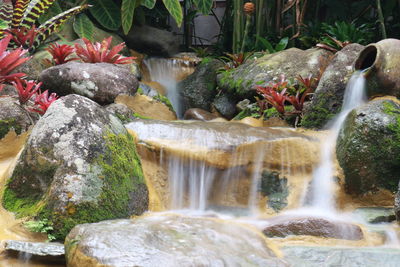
[5,241,64,257]
[302,44,365,129]
[65,214,287,267]
[396,189,400,221]
[124,25,180,57]
[0,96,36,140]
[179,58,224,112]
[2,95,148,239]
[217,48,332,98]
[39,62,138,105]
[213,93,237,120]
[105,103,136,124]
[13,50,52,81]
[336,98,400,194]
[263,216,364,240]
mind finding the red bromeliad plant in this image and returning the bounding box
[4,26,39,49]
[30,90,58,115]
[11,77,41,104]
[44,42,78,66]
[0,35,30,83]
[74,37,135,64]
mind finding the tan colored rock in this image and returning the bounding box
[116,94,177,121]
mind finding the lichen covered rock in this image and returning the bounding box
[217,48,332,98]
[336,98,400,194]
[2,95,148,240]
[39,62,138,105]
[302,44,365,129]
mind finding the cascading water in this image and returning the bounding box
[143,58,195,118]
[309,71,367,212]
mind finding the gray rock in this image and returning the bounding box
[263,216,363,240]
[217,48,332,98]
[213,93,237,120]
[0,96,36,139]
[138,82,159,98]
[336,98,400,194]
[396,188,400,221]
[302,44,365,129]
[179,59,224,113]
[0,84,17,96]
[124,25,180,57]
[39,61,138,105]
[5,241,64,257]
[282,246,400,267]
[2,95,148,240]
[65,214,287,267]
[12,50,52,81]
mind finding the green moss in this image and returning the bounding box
[0,118,23,139]
[260,171,288,212]
[42,132,147,240]
[137,87,144,94]
[115,113,131,124]
[200,57,213,65]
[133,113,152,120]
[153,94,174,112]
[301,105,336,129]
[2,188,42,217]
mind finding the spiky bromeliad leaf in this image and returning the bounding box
[193,0,214,15]
[88,0,121,31]
[34,4,89,49]
[73,13,94,41]
[11,0,30,28]
[141,0,156,9]
[0,0,13,23]
[162,0,183,27]
[20,0,57,29]
[121,0,138,35]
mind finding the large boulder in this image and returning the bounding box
[2,95,148,240]
[0,96,36,140]
[302,44,365,129]
[12,50,52,81]
[179,58,224,113]
[336,98,400,194]
[263,216,363,240]
[212,93,237,120]
[216,48,333,98]
[396,188,400,221]
[65,214,287,267]
[124,25,180,57]
[39,62,138,105]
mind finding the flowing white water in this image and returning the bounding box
[310,71,367,212]
[144,58,194,118]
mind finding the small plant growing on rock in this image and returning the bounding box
[0,35,30,84]
[74,37,135,64]
[12,78,41,104]
[218,52,254,70]
[24,219,56,241]
[43,42,78,66]
[30,89,59,115]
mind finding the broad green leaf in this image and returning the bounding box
[88,0,121,31]
[275,37,289,52]
[73,13,94,41]
[256,35,274,53]
[141,0,156,9]
[0,19,8,29]
[121,0,137,35]
[193,0,213,15]
[162,0,183,27]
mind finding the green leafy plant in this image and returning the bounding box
[24,219,56,241]
[255,36,289,53]
[0,0,88,52]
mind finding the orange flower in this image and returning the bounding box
[244,2,255,15]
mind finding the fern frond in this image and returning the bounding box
[11,0,30,28]
[34,4,89,49]
[0,1,13,23]
[20,0,56,29]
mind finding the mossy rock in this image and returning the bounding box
[260,170,289,212]
[336,98,400,194]
[2,95,148,240]
[302,44,365,129]
[216,48,332,99]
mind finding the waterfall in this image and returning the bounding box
[143,58,194,118]
[309,71,367,211]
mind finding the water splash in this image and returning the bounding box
[310,71,367,211]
